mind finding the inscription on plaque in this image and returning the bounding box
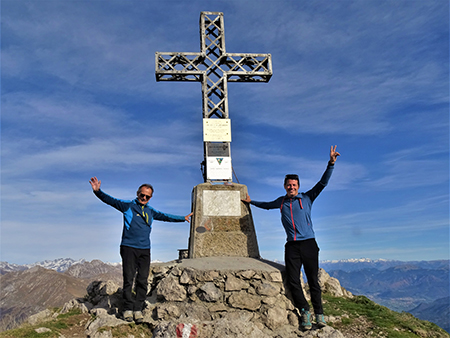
[207,143,229,157]
[203,190,240,216]
[203,119,231,142]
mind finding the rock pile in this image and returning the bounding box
[57,257,352,338]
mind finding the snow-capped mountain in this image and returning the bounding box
[0,262,28,274]
[0,258,86,274]
[27,258,87,272]
[321,258,389,264]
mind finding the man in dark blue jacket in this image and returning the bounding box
[89,177,192,323]
[242,146,340,330]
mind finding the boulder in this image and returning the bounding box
[28,309,52,325]
[156,275,187,302]
[227,290,261,311]
[198,282,222,302]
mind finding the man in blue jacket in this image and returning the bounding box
[89,177,192,323]
[242,146,340,330]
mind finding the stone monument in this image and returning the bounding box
[155,12,272,258]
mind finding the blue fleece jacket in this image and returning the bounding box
[250,162,334,242]
[94,189,186,249]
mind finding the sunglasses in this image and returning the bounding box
[139,193,152,200]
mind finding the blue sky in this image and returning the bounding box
[1,0,448,265]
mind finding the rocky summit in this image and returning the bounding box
[44,257,352,338]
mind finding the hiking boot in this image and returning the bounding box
[300,309,312,330]
[316,314,326,328]
[134,311,143,324]
[123,310,133,322]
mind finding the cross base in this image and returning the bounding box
[188,183,260,258]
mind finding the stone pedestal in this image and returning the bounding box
[188,183,260,259]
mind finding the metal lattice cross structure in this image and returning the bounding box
[155,11,272,182]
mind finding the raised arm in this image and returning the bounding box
[305,146,340,201]
[89,177,101,192]
[329,145,340,165]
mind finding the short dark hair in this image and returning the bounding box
[284,174,299,186]
[137,183,154,195]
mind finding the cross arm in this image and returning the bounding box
[221,53,272,82]
[155,52,206,81]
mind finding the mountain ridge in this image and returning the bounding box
[3,257,448,274]
[0,258,87,275]
[409,296,450,333]
[0,259,123,332]
[320,258,449,272]
[0,266,88,331]
[0,258,121,275]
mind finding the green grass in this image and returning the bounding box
[0,308,153,338]
[323,294,450,338]
[56,308,81,320]
[0,309,84,338]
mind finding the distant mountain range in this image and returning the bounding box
[0,258,87,274]
[0,259,123,332]
[320,258,449,272]
[328,265,449,306]
[320,258,449,333]
[3,257,446,274]
[0,266,88,331]
[409,296,450,333]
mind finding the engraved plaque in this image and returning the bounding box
[203,119,231,142]
[207,143,230,157]
[203,190,241,216]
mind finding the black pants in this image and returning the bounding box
[120,245,151,312]
[284,239,323,314]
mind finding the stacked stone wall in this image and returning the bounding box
[57,259,350,337]
[149,263,297,331]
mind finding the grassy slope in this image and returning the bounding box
[323,294,450,338]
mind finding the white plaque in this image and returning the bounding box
[206,156,232,180]
[203,119,231,142]
[203,190,241,216]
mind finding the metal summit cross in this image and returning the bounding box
[155,11,272,182]
[155,12,271,259]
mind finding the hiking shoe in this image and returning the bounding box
[134,311,143,324]
[300,309,312,330]
[123,310,133,322]
[316,314,326,328]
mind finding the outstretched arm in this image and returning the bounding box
[185,212,193,223]
[89,177,101,192]
[241,193,251,204]
[329,145,341,164]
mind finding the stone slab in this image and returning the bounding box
[188,183,260,259]
[203,190,241,216]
